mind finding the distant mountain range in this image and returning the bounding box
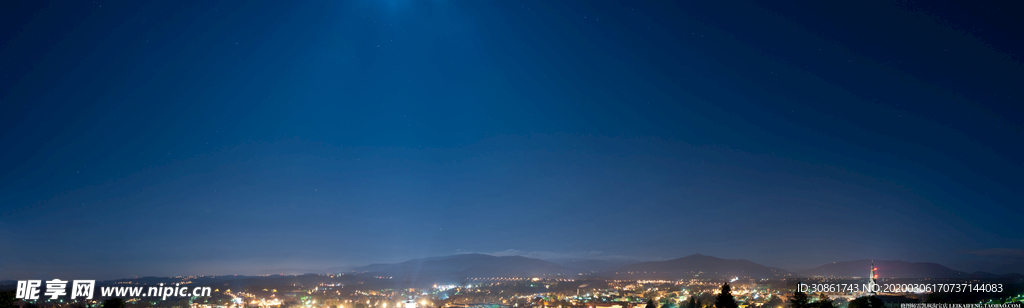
[608,254,791,279]
[798,259,1024,279]
[550,258,641,273]
[5,253,1016,283]
[345,254,1022,281]
[351,253,565,282]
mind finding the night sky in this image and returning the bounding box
[1,0,1021,280]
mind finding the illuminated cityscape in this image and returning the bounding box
[4,257,1022,308]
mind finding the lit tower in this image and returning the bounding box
[867,260,878,296]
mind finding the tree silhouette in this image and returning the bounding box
[788,290,809,308]
[102,298,126,308]
[647,298,658,308]
[714,283,737,308]
[924,293,946,304]
[688,294,697,308]
[0,291,15,308]
[847,296,883,308]
[813,294,834,308]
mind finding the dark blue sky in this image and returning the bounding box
[1,0,1021,280]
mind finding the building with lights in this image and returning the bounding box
[866,260,878,296]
